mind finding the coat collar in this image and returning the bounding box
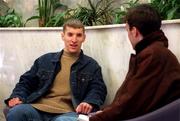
[135,30,168,54]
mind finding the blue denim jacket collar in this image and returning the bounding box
[51,49,85,65]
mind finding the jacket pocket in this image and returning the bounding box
[77,72,93,92]
[36,69,54,87]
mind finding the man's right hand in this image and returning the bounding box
[8,97,22,107]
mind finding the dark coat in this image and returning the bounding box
[90,30,180,121]
[5,50,107,111]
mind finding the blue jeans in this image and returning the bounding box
[7,104,78,121]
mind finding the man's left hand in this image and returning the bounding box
[76,102,93,114]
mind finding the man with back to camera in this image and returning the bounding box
[4,19,107,121]
[78,4,180,121]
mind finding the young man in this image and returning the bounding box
[4,19,107,121]
[79,4,180,121]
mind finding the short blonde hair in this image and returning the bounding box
[63,19,85,33]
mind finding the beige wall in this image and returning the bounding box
[5,0,94,26]
[5,0,93,26]
[5,0,38,27]
[4,0,149,27]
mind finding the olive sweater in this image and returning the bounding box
[32,51,78,113]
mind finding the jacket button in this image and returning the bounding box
[82,78,85,82]
[37,91,42,95]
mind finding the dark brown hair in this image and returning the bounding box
[124,4,161,36]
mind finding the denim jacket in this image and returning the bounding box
[5,50,107,111]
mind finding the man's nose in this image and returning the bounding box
[72,36,78,43]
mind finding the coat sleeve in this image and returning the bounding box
[4,59,40,104]
[90,51,167,121]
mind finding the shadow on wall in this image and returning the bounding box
[0,82,12,121]
[0,48,18,121]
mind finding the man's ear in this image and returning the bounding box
[132,27,142,38]
[61,32,64,41]
[133,27,143,42]
[83,34,86,42]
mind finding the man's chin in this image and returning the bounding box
[69,49,80,53]
[69,50,81,54]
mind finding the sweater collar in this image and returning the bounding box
[52,49,84,63]
[135,30,168,54]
